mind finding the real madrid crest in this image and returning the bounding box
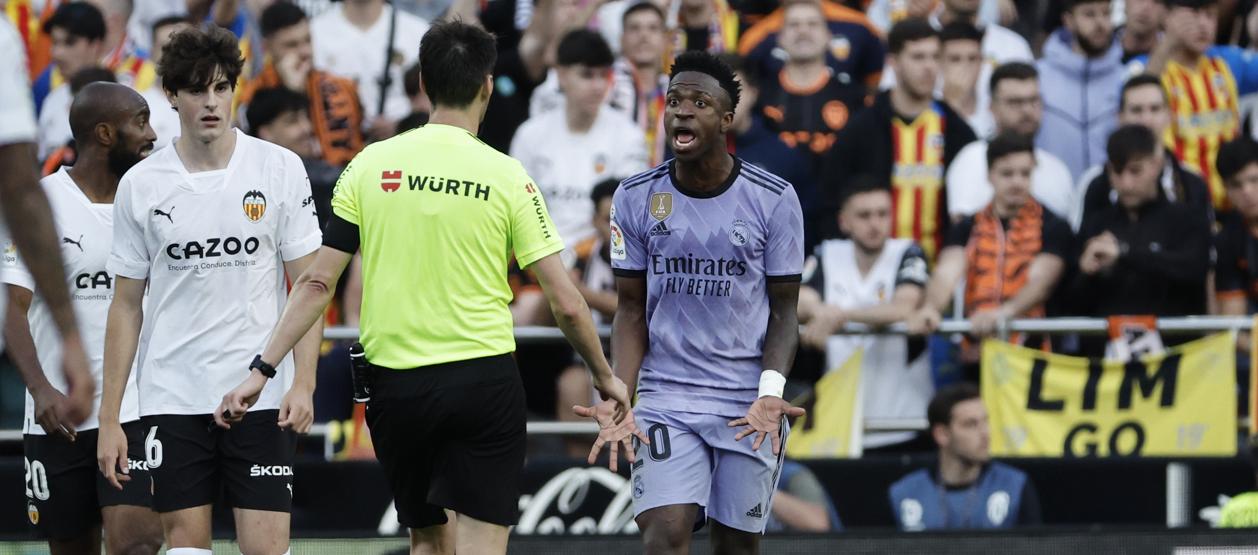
[27,501,38,525]
[650,192,672,221]
[243,190,267,222]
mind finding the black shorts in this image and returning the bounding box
[366,353,527,529]
[141,410,295,513]
[23,421,152,540]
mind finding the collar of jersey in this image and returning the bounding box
[169,128,245,194]
[668,156,742,199]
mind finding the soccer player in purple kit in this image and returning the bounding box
[576,50,807,554]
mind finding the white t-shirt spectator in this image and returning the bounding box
[106,130,321,416]
[945,140,1074,219]
[2,169,143,434]
[510,105,648,247]
[311,4,429,123]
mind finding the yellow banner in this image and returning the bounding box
[983,333,1237,457]
[786,349,863,458]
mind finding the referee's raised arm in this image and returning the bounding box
[212,20,639,555]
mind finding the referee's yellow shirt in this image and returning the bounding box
[331,124,564,369]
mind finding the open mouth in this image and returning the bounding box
[673,128,697,150]
[201,115,221,125]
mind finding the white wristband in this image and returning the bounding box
[758,370,786,398]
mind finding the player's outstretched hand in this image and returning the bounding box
[31,384,76,441]
[572,400,649,473]
[96,422,131,491]
[729,397,806,455]
[278,385,314,434]
[214,373,267,429]
[60,333,94,426]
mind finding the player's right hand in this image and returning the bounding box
[572,400,649,472]
[60,333,94,426]
[591,374,633,424]
[31,384,76,442]
[96,422,131,491]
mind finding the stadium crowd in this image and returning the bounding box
[7,0,1258,541]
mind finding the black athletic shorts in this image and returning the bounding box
[23,421,152,540]
[141,410,295,513]
[366,353,527,529]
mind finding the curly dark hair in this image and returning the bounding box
[669,50,741,112]
[158,25,245,95]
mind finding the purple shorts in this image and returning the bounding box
[630,403,788,533]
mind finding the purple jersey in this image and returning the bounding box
[610,158,804,417]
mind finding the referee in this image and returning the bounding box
[213,21,637,555]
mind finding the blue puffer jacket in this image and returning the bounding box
[1036,29,1125,182]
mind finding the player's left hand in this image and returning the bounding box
[278,385,315,434]
[729,397,805,455]
[572,400,649,472]
[213,372,267,429]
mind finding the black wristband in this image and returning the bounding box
[250,355,277,379]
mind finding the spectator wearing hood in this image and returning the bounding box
[1036,0,1125,182]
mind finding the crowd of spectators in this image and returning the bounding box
[11,0,1258,467]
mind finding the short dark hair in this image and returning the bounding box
[989,61,1038,97]
[927,383,981,429]
[151,15,189,39]
[403,62,422,98]
[987,132,1036,169]
[1120,74,1167,111]
[1106,124,1160,172]
[1217,137,1258,185]
[396,111,429,133]
[719,53,761,91]
[669,50,741,111]
[245,87,308,136]
[839,174,890,210]
[260,1,307,39]
[68,67,116,95]
[419,21,497,109]
[622,1,665,27]
[159,26,245,94]
[939,21,982,46]
[887,18,938,55]
[43,2,106,40]
[556,29,614,68]
[591,178,620,204]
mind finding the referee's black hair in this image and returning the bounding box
[669,50,741,112]
[420,21,498,109]
[1217,137,1258,185]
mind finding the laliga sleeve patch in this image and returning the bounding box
[610,219,626,261]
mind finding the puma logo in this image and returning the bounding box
[61,234,83,252]
[153,206,174,223]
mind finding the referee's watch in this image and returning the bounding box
[250,355,277,379]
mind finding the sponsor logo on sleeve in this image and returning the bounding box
[610,220,626,261]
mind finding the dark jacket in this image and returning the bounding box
[1071,196,1211,318]
[1077,150,1214,229]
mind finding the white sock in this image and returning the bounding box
[167,549,213,555]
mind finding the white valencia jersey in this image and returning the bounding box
[812,238,934,449]
[2,169,142,433]
[107,130,322,416]
[0,20,40,354]
[510,106,648,248]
